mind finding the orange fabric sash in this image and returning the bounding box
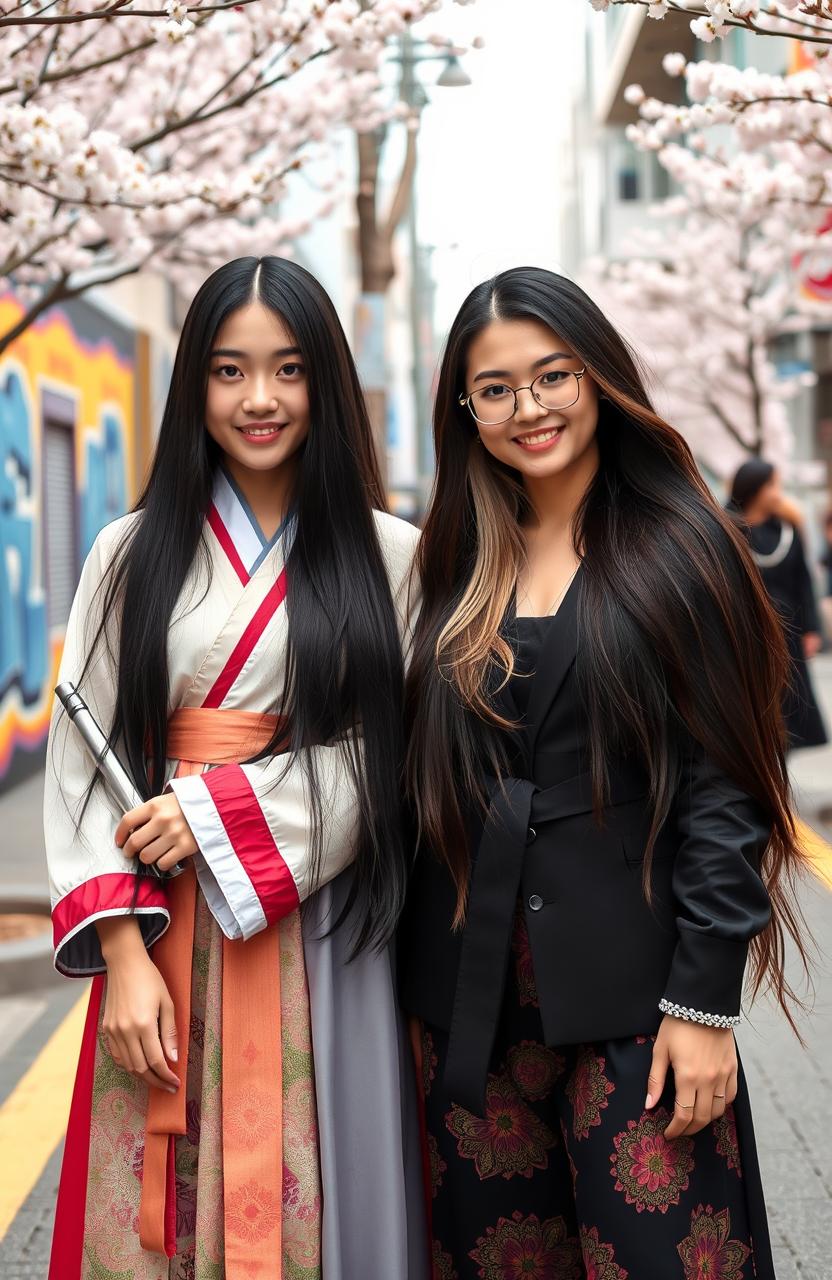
[139,708,285,1275]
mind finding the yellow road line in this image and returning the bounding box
[797,817,832,892]
[0,987,88,1240]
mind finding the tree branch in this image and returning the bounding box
[602,0,832,47]
[704,391,760,454]
[0,271,71,356]
[0,224,66,276]
[0,0,263,29]
[131,44,330,150]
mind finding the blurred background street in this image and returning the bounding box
[3,0,832,1275]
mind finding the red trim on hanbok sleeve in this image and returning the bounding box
[52,873,168,967]
[202,763,300,922]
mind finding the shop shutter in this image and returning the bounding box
[44,422,78,630]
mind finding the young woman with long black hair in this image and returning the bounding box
[399,267,810,1279]
[45,256,426,1279]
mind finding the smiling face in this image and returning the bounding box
[205,301,310,479]
[463,317,600,483]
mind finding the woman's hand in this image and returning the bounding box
[646,1014,738,1140]
[116,792,198,874]
[96,917,179,1093]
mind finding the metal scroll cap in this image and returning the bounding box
[54,681,84,719]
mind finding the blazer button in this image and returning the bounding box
[528,894,544,911]
[527,826,537,844]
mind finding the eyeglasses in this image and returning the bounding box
[459,367,587,426]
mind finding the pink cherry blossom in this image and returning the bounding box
[588,1,832,49]
[0,0,478,351]
[582,1,832,474]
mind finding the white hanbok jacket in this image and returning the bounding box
[45,471,428,1277]
[45,467,419,974]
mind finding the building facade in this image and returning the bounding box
[0,278,177,793]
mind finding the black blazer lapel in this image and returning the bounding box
[526,563,582,757]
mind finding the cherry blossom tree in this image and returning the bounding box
[581,15,831,474]
[0,0,476,354]
[585,215,813,477]
[588,0,832,49]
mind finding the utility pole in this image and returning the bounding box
[353,15,470,487]
[353,26,419,474]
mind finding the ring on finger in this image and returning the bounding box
[713,1094,726,1099]
[674,1100,695,1110]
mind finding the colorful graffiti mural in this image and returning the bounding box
[0,292,136,789]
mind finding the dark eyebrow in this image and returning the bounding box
[472,352,572,384]
[210,346,302,359]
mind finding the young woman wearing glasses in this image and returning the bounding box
[399,267,809,1279]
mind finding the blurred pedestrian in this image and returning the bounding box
[44,257,425,1278]
[820,508,832,645]
[728,460,828,752]
[400,267,811,1280]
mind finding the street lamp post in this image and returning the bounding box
[395,34,471,512]
[352,26,469,505]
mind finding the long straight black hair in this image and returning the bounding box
[83,256,407,952]
[406,265,811,1026]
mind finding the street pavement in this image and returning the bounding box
[1,657,831,1277]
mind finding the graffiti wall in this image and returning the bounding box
[0,292,137,790]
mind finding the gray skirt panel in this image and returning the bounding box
[303,869,429,1280]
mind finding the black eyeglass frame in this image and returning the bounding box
[459,367,587,426]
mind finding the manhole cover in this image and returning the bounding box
[0,913,52,943]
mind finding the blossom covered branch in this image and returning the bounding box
[583,42,828,471]
[587,1,832,48]
[0,0,477,353]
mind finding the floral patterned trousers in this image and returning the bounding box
[420,915,771,1280]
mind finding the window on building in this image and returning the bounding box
[619,166,639,201]
[613,132,641,201]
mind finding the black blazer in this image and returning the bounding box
[398,566,773,1113]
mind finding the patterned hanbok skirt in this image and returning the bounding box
[418,909,775,1280]
[79,892,321,1280]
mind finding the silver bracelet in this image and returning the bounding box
[658,998,740,1029]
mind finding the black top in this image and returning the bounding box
[748,517,819,640]
[398,564,773,1114]
[823,541,832,598]
[507,614,555,724]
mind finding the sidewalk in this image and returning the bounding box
[790,652,832,836]
[747,653,832,1276]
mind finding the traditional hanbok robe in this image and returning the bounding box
[44,467,427,1280]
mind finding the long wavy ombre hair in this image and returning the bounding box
[405,266,812,1029]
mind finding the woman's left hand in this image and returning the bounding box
[646,1014,738,1140]
[115,793,198,874]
